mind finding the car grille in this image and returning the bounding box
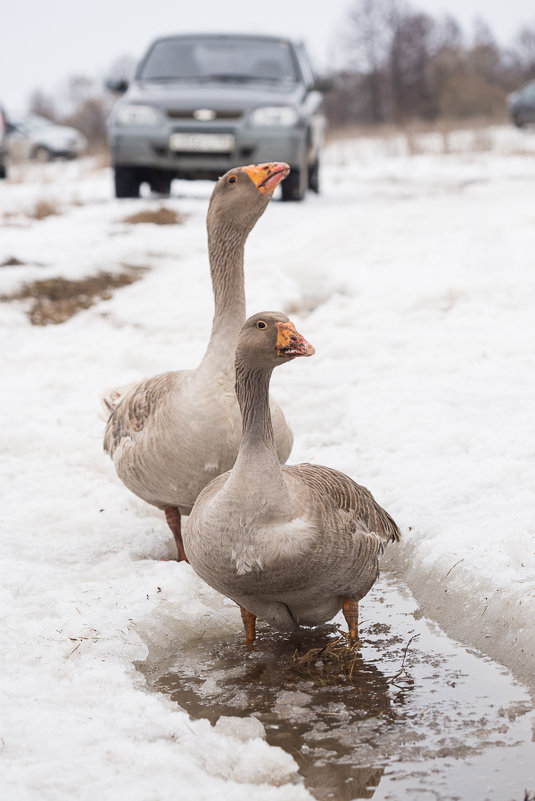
[166,109,243,120]
[152,145,255,160]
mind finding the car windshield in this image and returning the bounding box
[16,116,54,133]
[138,37,298,84]
[521,82,535,100]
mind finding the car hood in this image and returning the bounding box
[33,126,86,147]
[121,80,306,112]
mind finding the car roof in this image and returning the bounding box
[148,32,296,45]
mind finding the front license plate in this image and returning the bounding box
[169,132,235,153]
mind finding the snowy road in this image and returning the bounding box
[1,126,535,799]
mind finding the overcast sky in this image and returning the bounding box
[2,0,534,113]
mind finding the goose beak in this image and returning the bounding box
[275,322,315,358]
[243,162,290,194]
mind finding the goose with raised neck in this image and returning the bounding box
[103,164,293,560]
[183,311,401,642]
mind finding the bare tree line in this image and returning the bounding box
[326,0,535,126]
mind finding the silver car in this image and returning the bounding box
[106,33,328,200]
[6,115,87,162]
[507,80,535,128]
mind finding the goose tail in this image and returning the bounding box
[100,381,136,420]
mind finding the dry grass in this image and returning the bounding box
[1,265,146,325]
[326,116,528,156]
[289,634,360,682]
[327,116,505,142]
[1,256,26,267]
[122,206,183,226]
[30,199,61,220]
[2,197,62,223]
[281,632,395,717]
[283,629,417,692]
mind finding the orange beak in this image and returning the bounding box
[243,162,290,194]
[275,322,315,358]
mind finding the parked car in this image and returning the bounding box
[0,105,8,178]
[6,115,87,162]
[507,80,535,127]
[106,33,328,200]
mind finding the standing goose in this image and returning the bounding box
[183,312,401,642]
[103,164,292,561]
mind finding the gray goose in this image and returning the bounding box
[103,165,292,561]
[183,312,401,642]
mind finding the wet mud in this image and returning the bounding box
[141,575,535,801]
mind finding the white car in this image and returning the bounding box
[6,115,87,162]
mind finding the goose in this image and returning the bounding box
[103,164,292,561]
[183,311,401,643]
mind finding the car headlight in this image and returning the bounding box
[249,106,298,127]
[114,104,162,126]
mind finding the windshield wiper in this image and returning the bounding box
[141,73,292,84]
[141,75,206,83]
[202,73,265,83]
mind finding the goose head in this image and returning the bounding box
[207,163,290,238]
[236,311,315,371]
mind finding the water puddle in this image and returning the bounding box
[140,574,535,800]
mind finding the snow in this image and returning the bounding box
[1,124,535,799]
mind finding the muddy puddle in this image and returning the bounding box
[140,574,535,801]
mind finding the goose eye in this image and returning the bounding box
[256,320,267,330]
[227,174,238,184]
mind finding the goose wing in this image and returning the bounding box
[103,371,178,456]
[289,463,401,545]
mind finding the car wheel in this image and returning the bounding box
[149,172,172,195]
[33,146,52,163]
[281,163,308,201]
[114,166,142,198]
[0,161,7,179]
[308,158,320,194]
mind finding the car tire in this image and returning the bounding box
[149,172,172,195]
[33,146,52,163]
[308,158,320,194]
[281,163,308,201]
[114,166,142,198]
[0,161,7,179]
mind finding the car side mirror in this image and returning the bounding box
[314,76,334,93]
[105,78,129,94]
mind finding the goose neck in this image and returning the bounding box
[229,360,290,511]
[235,363,278,460]
[201,226,247,371]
